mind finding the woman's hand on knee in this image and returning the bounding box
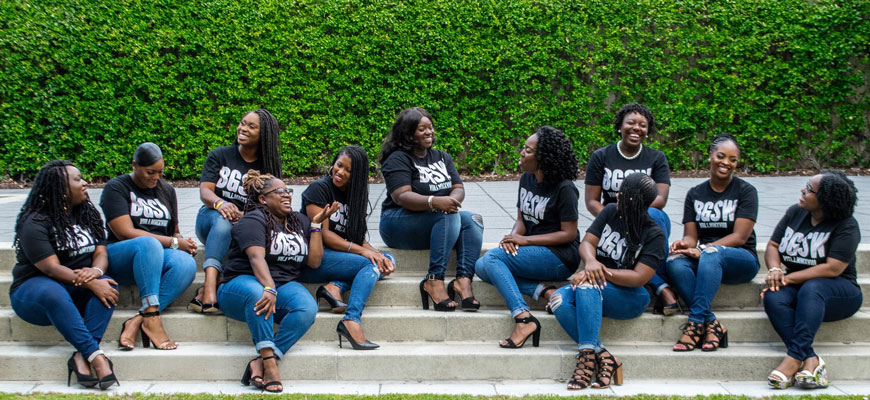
[254,291,277,320]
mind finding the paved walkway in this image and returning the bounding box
[0,176,868,245]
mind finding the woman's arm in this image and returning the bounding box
[584,185,604,217]
[306,203,340,268]
[784,258,850,285]
[606,263,656,287]
[245,245,277,320]
[391,185,461,213]
[670,222,699,253]
[650,182,670,210]
[200,182,242,221]
[709,217,755,248]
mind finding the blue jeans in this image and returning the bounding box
[217,275,317,359]
[667,245,759,323]
[646,208,672,294]
[475,246,572,316]
[107,236,197,312]
[380,208,483,280]
[11,276,116,360]
[195,206,233,272]
[298,249,394,323]
[764,277,862,361]
[550,283,649,350]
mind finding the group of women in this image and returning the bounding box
[9,105,861,392]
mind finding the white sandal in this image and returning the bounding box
[767,369,794,389]
[795,356,828,389]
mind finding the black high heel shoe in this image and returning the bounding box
[140,311,177,350]
[97,357,119,390]
[67,352,98,388]
[241,356,265,389]
[261,355,283,393]
[316,285,347,314]
[188,286,220,314]
[653,288,681,316]
[500,314,541,348]
[447,279,480,311]
[419,279,456,312]
[337,320,379,350]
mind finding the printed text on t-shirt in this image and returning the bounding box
[57,225,98,257]
[693,200,738,228]
[271,231,308,262]
[415,161,453,192]
[597,224,627,263]
[216,167,249,202]
[778,226,829,266]
[519,188,550,225]
[330,202,347,232]
[129,192,171,227]
[602,168,652,197]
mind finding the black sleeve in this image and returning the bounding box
[651,152,671,185]
[586,204,614,238]
[381,153,414,194]
[99,179,131,222]
[681,187,697,224]
[827,217,860,264]
[18,219,55,264]
[442,151,463,185]
[200,149,222,183]
[770,205,798,244]
[232,211,269,252]
[736,181,759,221]
[636,227,667,271]
[584,150,605,186]
[301,179,332,209]
[168,182,180,233]
[557,182,580,222]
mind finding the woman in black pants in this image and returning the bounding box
[763,170,861,389]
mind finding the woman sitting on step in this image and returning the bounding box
[10,160,118,389]
[763,170,862,390]
[217,170,337,393]
[551,173,666,390]
[667,133,759,352]
[378,107,483,312]
[475,126,580,349]
[299,145,395,350]
[101,143,197,351]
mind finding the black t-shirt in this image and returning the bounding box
[222,209,311,285]
[682,177,758,256]
[381,149,462,210]
[586,204,666,272]
[301,176,352,240]
[771,204,860,286]
[516,172,581,269]
[100,174,177,243]
[10,212,105,294]
[584,143,671,205]
[200,145,263,209]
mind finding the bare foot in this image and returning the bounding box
[499,312,537,347]
[424,280,457,308]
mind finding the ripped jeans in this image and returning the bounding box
[667,245,759,323]
[550,283,649,351]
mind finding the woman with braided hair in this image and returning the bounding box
[475,126,581,349]
[299,145,395,350]
[550,173,666,390]
[190,108,283,313]
[217,170,337,393]
[10,160,118,389]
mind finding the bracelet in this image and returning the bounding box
[347,242,353,252]
[310,222,322,229]
[90,267,104,275]
[263,286,278,295]
[427,195,434,209]
[768,267,784,274]
[310,228,322,233]
[214,200,224,210]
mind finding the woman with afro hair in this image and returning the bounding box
[763,171,862,390]
[475,126,581,348]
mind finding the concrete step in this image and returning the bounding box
[1,341,868,381]
[2,306,868,345]
[2,243,870,275]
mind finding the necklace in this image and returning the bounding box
[616,140,642,160]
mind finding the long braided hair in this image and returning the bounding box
[13,160,105,255]
[535,126,579,187]
[236,109,282,178]
[331,145,370,244]
[378,107,434,165]
[616,173,658,269]
[243,170,302,245]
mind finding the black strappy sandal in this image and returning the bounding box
[702,319,729,351]
[446,279,480,311]
[567,349,596,390]
[261,355,283,393]
[673,321,705,351]
[241,356,264,389]
[499,314,541,348]
[419,279,456,312]
[592,348,623,388]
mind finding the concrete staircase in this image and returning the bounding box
[1,244,869,383]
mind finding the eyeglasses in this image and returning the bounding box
[805,181,816,194]
[264,187,293,196]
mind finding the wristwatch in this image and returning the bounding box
[698,244,707,251]
[170,237,179,250]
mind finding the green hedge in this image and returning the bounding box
[1,0,868,180]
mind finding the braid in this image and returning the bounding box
[709,133,740,156]
[243,171,302,244]
[253,109,283,178]
[14,160,105,256]
[379,107,434,165]
[333,145,370,244]
[616,173,658,269]
[535,126,579,187]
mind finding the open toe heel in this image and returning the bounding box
[567,349,596,390]
[592,349,623,388]
[500,314,541,348]
[241,356,264,389]
[673,321,704,352]
[419,279,455,312]
[261,355,283,393]
[702,319,728,351]
[139,311,177,350]
[447,279,480,312]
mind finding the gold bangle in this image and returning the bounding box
[214,200,224,210]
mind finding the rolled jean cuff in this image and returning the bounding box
[256,340,283,360]
[342,316,361,324]
[140,294,160,311]
[510,307,530,318]
[203,257,223,273]
[578,343,597,351]
[655,283,669,295]
[532,283,545,301]
[86,349,105,363]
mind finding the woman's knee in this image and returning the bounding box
[131,235,164,253]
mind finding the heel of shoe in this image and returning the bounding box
[141,331,151,349]
[720,331,729,348]
[446,279,456,301]
[613,363,624,386]
[419,280,429,310]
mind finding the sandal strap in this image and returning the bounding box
[139,311,160,317]
[262,355,279,361]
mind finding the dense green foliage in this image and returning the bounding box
[1,0,868,179]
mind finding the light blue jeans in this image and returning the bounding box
[107,236,197,312]
[475,246,572,317]
[217,275,317,359]
[380,209,483,280]
[646,208,672,294]
[195,206,233,272]
[298,249,394,323]
[667,245,759,323]
[550,283,649,350]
